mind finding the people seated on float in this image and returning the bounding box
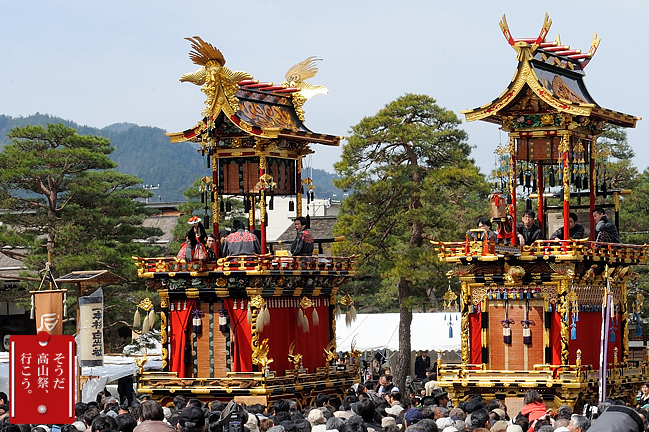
[218,229,230,257]
[593,207,620,243]
[290,216,314,256]
[223,219,261,256]
[185,216,208,260]
[549,212,585,241]
[205,233,218,261]
[468,218,498,242]
[516,209,544,246]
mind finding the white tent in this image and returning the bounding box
[335,313,461,353]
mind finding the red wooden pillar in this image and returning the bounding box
[510,136,518,245]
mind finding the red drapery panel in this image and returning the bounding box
[224,299,253,372]
[551,310,562,365]
[260,305,330,375]
[169,299,196,378]
[568,311,622,367]
[469,311,482,365]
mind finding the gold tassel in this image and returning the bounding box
[142,315,150,334]
[263,306,270,327]
[133,309,141,329]
[303,315,310,333]
[247,304,252,325]
[148,308,156,327]
[312,308,320,327]
[349,304,357,321]
[257,311,264,333]
[297,309,303,330]
[334,304,341,318]
[345,310,352,327]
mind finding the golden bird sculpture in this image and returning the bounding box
[252,338,274,369]
[180,36,253,119]
[282,56,328,121]
[323,338,338,364]
[288,340,303,372]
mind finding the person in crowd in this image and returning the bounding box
[223,220,261,256]
[592,207,620,243]
[376,375,398,396]
[134,400,176,432]
[414,351,431,380]
[520,390,547,429]
[177,406,206,432]
[567,414,590,432]
[638,382,649,408]
[550,212,585,240]
[290,217,314,256]
[516,210,544,246]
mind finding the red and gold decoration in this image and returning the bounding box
[434,14,644,409]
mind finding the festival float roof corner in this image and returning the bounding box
[461,13,641,128]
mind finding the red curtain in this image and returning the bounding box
[169,299,196,378]
[469,311,482,365]
[551,310,562,365]
[224,299,253,372]
[260,305,330,375]
[568,311,622,367]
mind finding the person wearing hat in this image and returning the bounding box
[223,220,261,256]
[404,408,423,428]
[431,388,450,409]
[177,406,206,432]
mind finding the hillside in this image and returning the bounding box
[0,114,343,202]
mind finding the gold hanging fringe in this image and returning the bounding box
[133,309,141,329]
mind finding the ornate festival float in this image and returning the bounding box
[434,15,647,409]
[132,37,357,405]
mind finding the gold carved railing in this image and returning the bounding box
[435,238,649,264]
[133,254,356,277]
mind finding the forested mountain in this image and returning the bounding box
[0,114,342,202]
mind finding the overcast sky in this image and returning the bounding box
[2,1,647,176]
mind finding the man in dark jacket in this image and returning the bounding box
[550,212,585,240]
[516,210,544,246]
[414,351,430,380]
[223,220,261,256]
[593,207,620,243]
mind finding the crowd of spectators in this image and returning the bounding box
[3,384,649,432]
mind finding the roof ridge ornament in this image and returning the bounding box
[179,37,253,120]
[499,14,600,69]
[281,56,329,121]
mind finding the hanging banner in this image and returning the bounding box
[10,332,75,424]
[31,290,65,336]
[78,288,104,367]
